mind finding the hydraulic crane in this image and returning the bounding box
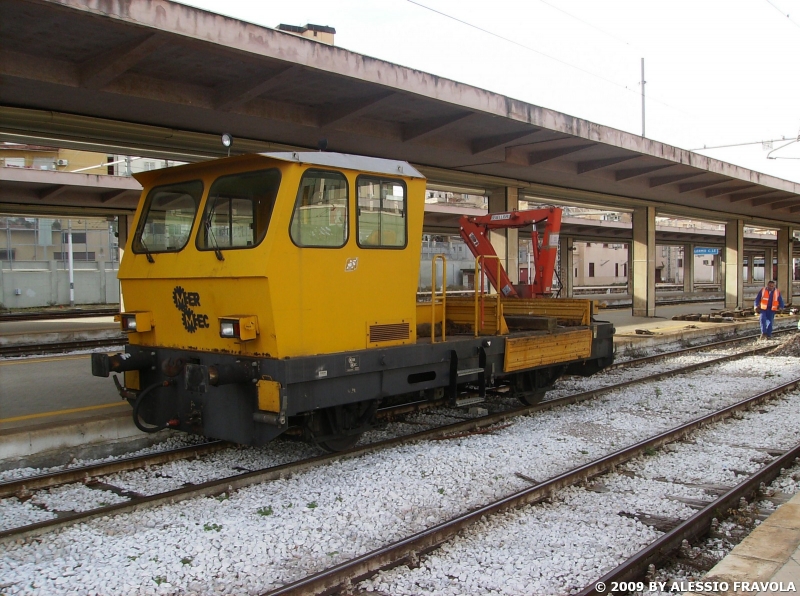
[459,207,562,298]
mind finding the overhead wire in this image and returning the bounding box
[764,0,800,30]
[535,0,644,54]
[405,0,693,117]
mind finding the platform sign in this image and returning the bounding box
[694,247,719,255]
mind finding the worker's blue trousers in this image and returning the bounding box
[760,310,776,337]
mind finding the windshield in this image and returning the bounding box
[198,169,281,251]
[133,180,203,254]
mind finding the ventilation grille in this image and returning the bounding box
[369,322,410,343]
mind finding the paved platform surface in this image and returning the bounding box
[0,315,123,346]
[685,492,800,596]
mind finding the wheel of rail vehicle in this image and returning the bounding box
[511,366,566,406]
[307,401,378,453]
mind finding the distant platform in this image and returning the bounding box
[684,492,800,596]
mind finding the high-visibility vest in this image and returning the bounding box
[760,288,781,311]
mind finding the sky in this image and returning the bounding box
[176,0,800,182]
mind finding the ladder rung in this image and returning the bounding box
[455,396,485,407]
[457,367,484,377]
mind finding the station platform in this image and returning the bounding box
[685,492,800,596]
[1,303,797,468]
[0,315,123,347]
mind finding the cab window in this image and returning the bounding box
[357,176,407,248]
[290,169,348,248]
[133,180,203,253]
[198,169,281,251]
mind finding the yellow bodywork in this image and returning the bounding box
[503,328,593,372]
[119,154,425,359]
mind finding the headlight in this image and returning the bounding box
[121,314,137,331]
[220,320,239,338]
[119,312,153,333]
[219,316,258,341]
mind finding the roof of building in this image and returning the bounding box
[0,0,798,226]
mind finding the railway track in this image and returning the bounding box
[0,336,789,544]
[0,308,118,322]
[0,337,126,358]
[576,447,800,595]
[263,381,800,596]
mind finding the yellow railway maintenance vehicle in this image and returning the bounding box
[92,152,614,451]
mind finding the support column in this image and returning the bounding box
[724,219,744,309]
[632,206,656,317]
[559,235,574,297]
[764,247,773,284]
[683,244,694,293]
[777,227,791,304]
[488,187,519,284]
[746,251,754,285]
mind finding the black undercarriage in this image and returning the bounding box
[92,321,614,449]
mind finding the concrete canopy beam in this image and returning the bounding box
[576,155,641,175]
[632,206,656,317]
[728,190,783,204]
[678,179,729,193]
[649,172,703,188]
[402,113,474,143]
[37,185,68,200]
[80,33,168,90]
[724,220,744,309]
[705,184,757,198]
[318,92,396,128]
[470,129,541,155]
[615,165,673,181]
[1,0,799,226]
[214,66,303,112]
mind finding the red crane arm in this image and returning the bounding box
[458,207,562,298]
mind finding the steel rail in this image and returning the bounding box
[0,441,226,499]
[0,308,119,322]
[577,443,800,595]
[0,338,777,507]
[0,338,126,357]
[259,378,800,596]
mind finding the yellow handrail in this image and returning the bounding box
[474,255,503,336]
[431,255,447,343]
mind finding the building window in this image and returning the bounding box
[53,251,96,261]
[677,258,683,267]
[615,263,619,277]
[623,263,628,277]
[574,267,577,277]
[61,232,87,244]
[0,249,15,260]
[588,263,595,277]
[290,169,348,248]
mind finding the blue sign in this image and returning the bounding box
[694,247,719,255]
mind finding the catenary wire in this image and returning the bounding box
[405,0,694,117]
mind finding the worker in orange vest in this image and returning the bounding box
[754,280,784,340]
